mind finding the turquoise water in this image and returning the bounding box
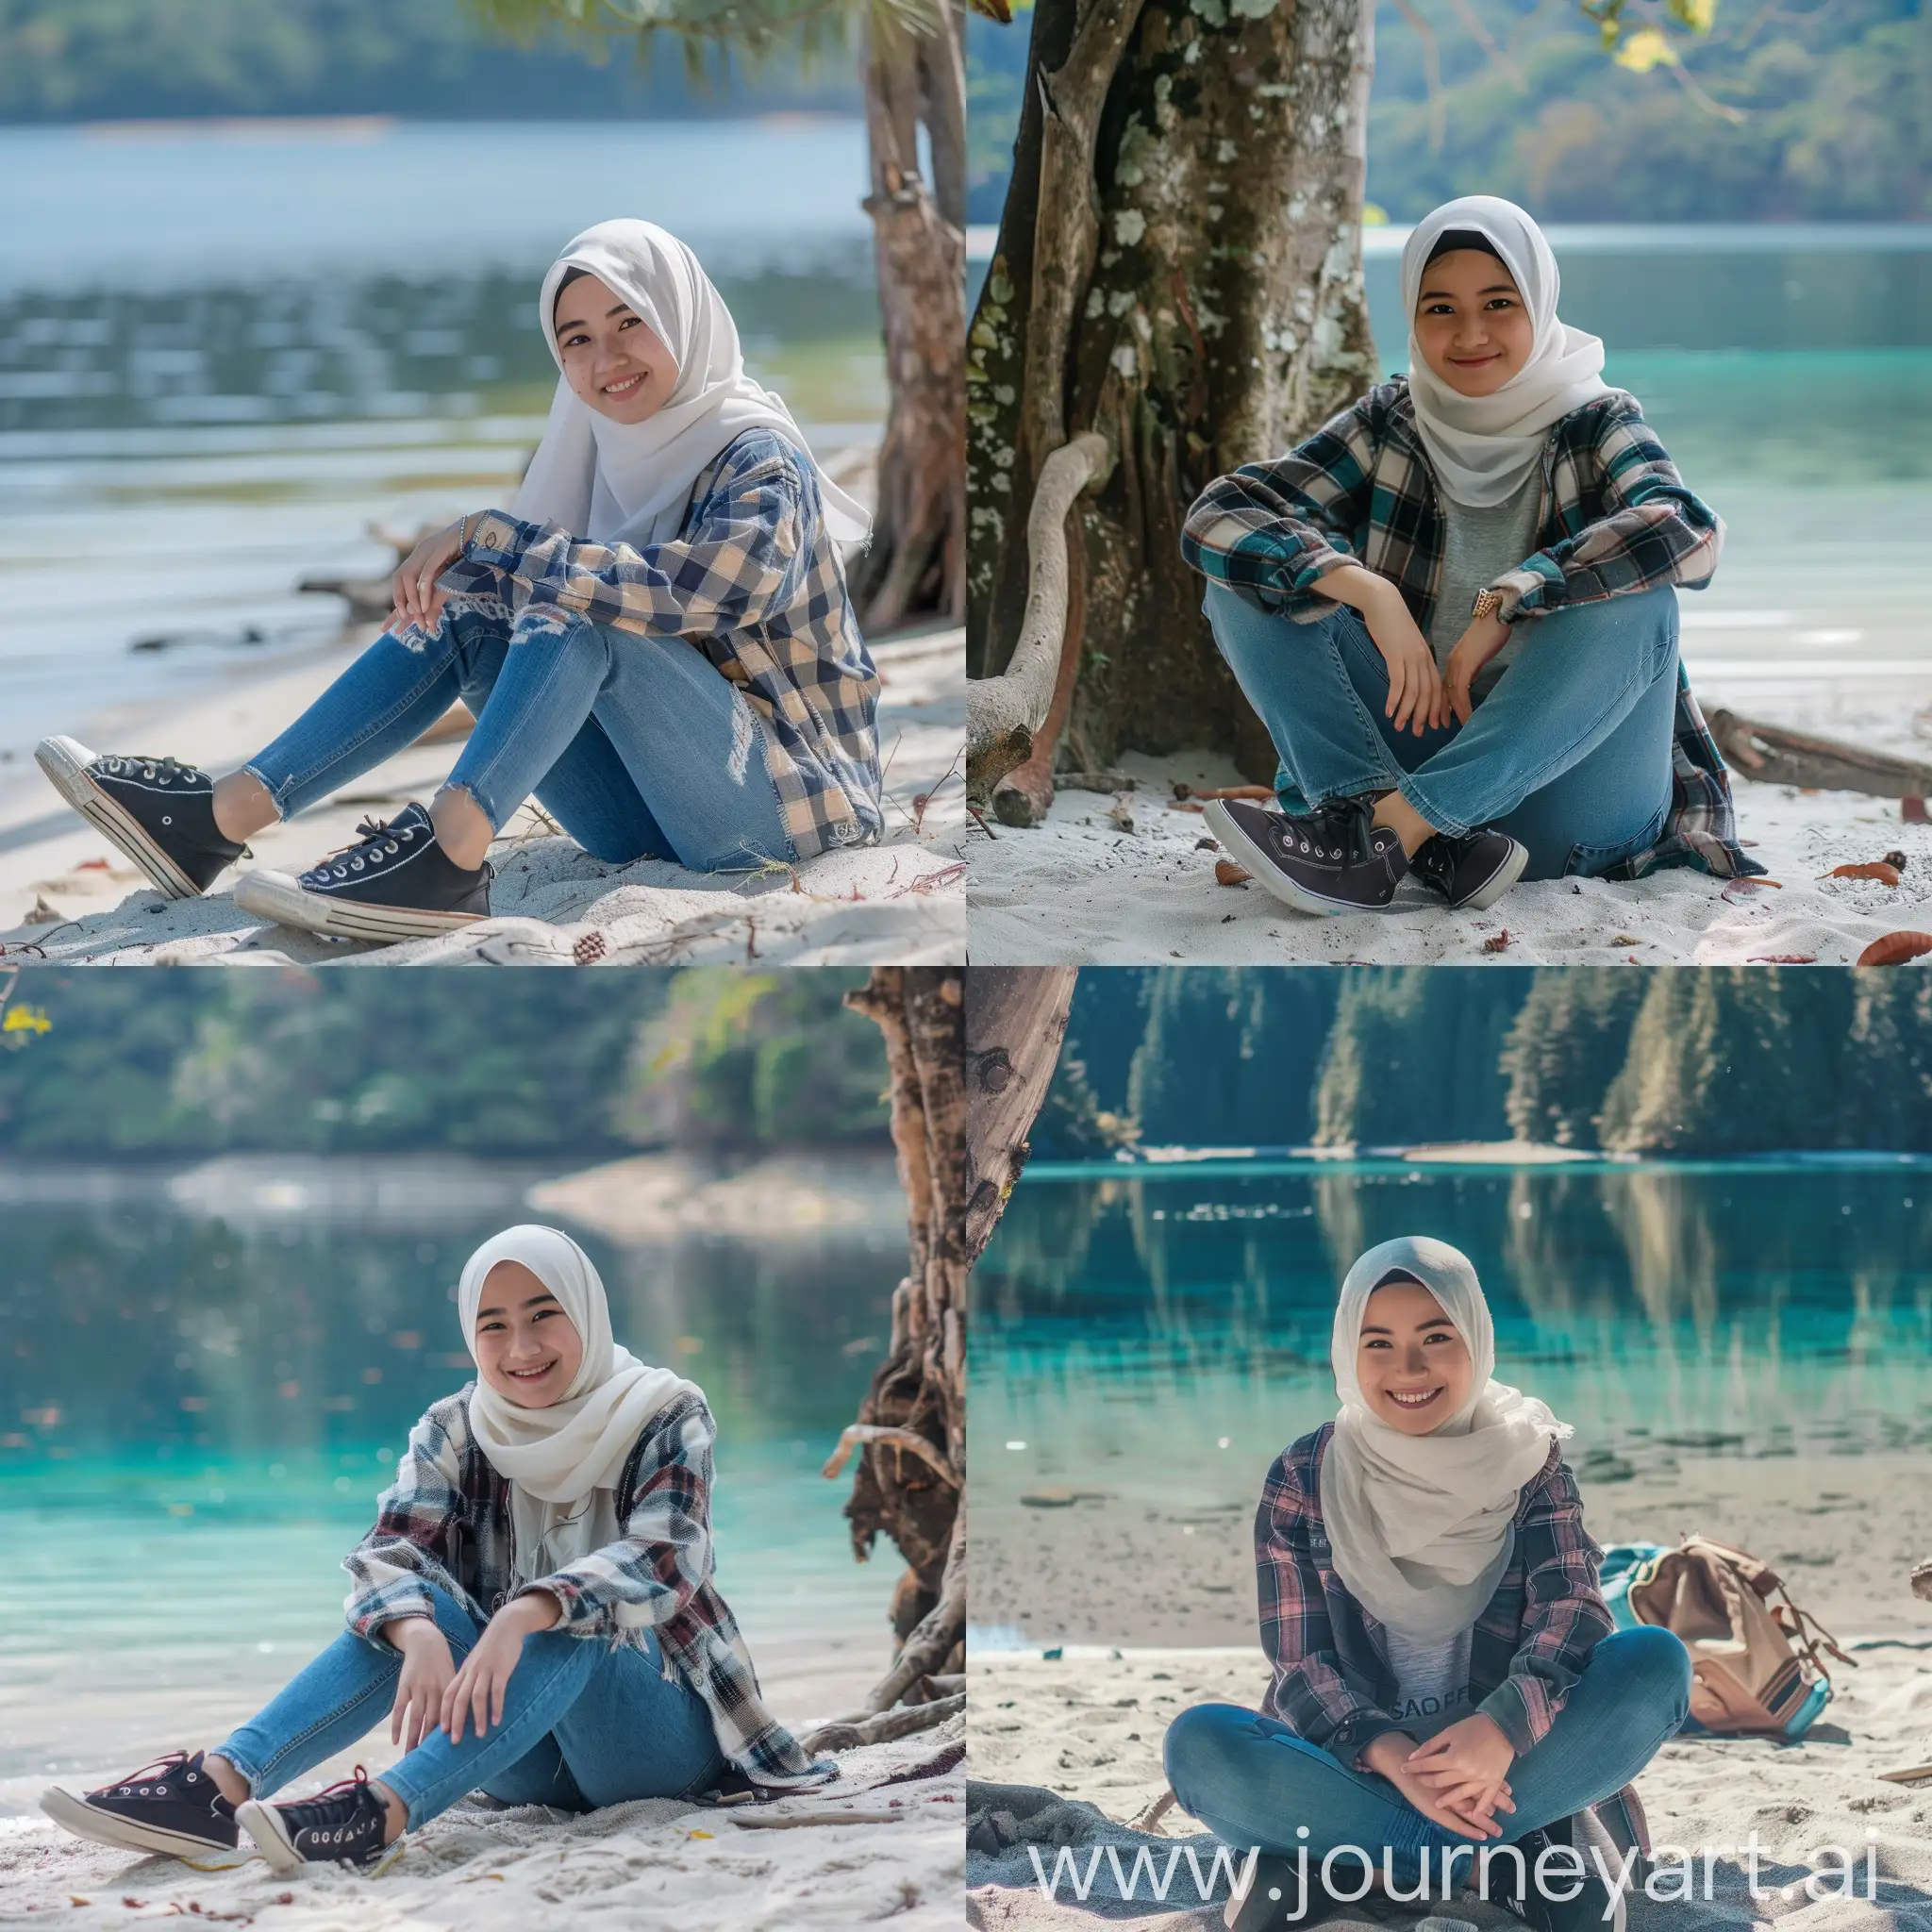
[0,1157,902,1787]
[0,120,886,758]
[971,1156,1932,1530]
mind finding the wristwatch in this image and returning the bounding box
[1471,588,1505,622]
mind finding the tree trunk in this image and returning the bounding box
[968,0,1378,779]
[836,968,969,1702]
[850,8,969,632]
[964,967,1081,1261]
[830,967,1076,1716]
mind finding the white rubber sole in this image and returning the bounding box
[1201,798,1386,917]
[234,1797,303,1875]
[34,736,203,900]
[1450,835,1531,912]
[39,1783,237,1862]
[233,868,489,943]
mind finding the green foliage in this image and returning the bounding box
[0,971,886,1158]
[616,970,887,1149]
[1037,967,1932,1156]
[0,0,860,121]
[1367,0,1927,222]
[1312,969,1521,1146]
[967,0,1926,225]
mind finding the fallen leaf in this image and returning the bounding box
[1749,955,1818,964]
[689,1827,714,1839]
[1610,933,1641,947]
[75,858,110,872]
[1194,837,1219,851]
[1214,859,1251,887]
[1482,930,1512,954]
[1857,931,1932,967]
[1824,861,1902,886]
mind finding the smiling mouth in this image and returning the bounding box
[1387,1387,1443,1409]
[602,372,646,396]
[505,1361,557,1381]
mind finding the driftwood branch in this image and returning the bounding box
[822,1423,960,1488]
[1709,710,1932,800]
[967,431,1113,798]
[799,1692,966,1754]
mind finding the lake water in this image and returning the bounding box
[0,1155,904,1795]
[969,1153,1932,1644]
[0,120,885,765]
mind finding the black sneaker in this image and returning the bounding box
[232,802,491,942]
[238,1765,394,1874]
[1412,825,1530,911]
[1202,795,1408,914]
[35,738,247,899]
[39,1749,241,1860]
[1492,1814,1627,1932]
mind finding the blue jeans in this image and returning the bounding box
[245,604,796,872]
[1163,1627,1690,1887]
[214,1582,726,1829]
[1204,582,1682,879]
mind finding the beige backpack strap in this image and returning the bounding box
[1771,1595,1857,1677]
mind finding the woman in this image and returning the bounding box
[40,1225,831,1872]
[36,221,882,945]
[1185,195,1757,919]
[1162,1238,1690,1932]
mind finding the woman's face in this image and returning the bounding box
[1412,248,1535,398]
[553,272,678,425]
[471,1259,584,1409]
[1355,1280,1475,1434]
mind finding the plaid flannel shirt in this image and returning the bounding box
[1255,1422,1652,1858]
[1182,379,1762,880]
[342,1383,835,1791]
[440,426,883,864]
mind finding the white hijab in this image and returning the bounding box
[513,218,872,551]
[458,1224,700,1589]
[1319,1237,1572,1644]
[1400,196,1611,508]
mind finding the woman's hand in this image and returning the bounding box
[1318,565,1447,736]
[1442,611,1513,724]
[1402,1713,1518,1834]
[391,518,471,636]
[382,1617,457,1754]
[439,1591,562,1745]
[1361,1727,1513,1840]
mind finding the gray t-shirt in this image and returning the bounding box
[1427,471,1545,696]
[1380,1623,1476,1741]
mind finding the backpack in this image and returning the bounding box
[1598,1534,1854,1740]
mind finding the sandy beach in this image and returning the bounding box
[1,1596,963,1930]
[967,1446,1932,1928]
[0,623,965,968]
[967,691,1932,970]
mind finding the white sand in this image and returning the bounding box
[966,1645,1932,1929]
[0,625,964,967]
[968,1448,1932,1926]
[2,1719,963,1932]
[966,693,1932,968]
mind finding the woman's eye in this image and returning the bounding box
[617,316,639,332]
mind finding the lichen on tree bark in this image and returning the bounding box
[969,0,1379,781]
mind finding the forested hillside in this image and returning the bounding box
[0,972,887,1156]
[0,0,858,121]
[1034,968,1932,1155]
[968,0,1927,223]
